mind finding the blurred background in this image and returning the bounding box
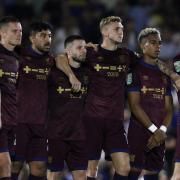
[1,0,180,58]
[1,0,179,179]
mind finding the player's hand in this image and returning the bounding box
[86,42,98,51]
[174,76,180,91]
[147,129,166,150]
[171,174,180,180]
[169,72,180,91]
[69,74,81,91]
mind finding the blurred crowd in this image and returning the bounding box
[0,0,180,58]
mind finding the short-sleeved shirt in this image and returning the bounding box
[127,60,172,127]
[84,46,138,120]
[0,44,19,126]
[172,54,180,161]
[48,65,89,140]
[17,47,54,125]
[173,54,180,102]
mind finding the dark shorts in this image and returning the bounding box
[0,125,15,154]
[128,119,165,172]
[84,115,128,160]
[175,120,180,162]
[48,139,88,172]
[14,123,47,162]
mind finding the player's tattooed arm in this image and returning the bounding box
[55,54,81,91]
[155,59,180,90]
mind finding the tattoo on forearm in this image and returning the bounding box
[155,59,173,76]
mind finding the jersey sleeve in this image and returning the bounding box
[128,50,140,71]
[166,77,172,96]
[126,68,140,92]
[173,54,180,74]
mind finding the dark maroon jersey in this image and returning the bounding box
[127,60,172,127]
[173,54,180,102]
[17,47,54,124]
[0,44,19,126]
[84,46,138,120]
[173,54,180,161]
[48,65,89,140]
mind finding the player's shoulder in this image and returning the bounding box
[117,47,139,57]
[172,54,180,73]
[45,53,55,66]
[49,64,66,79]
[87,46,97,53]
[173,53,180,61]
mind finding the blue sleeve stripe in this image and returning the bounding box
[127,87,140,92]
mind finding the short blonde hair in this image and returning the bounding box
[138,28,160,43]
[100,16,122,32]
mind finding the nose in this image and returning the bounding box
[81,47,86,53]
[156,44,161,50]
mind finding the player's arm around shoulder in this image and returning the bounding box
[171,55,180,91]
[156,58,180,91]
[55,53,81,91]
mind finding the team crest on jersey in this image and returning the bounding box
[118,54,127,64]
[174,61,180,72]
[143,75,149,80]
[0,59,4,63]
[126,73,132,85]
[57,76,65,82]
[97,56,103,61]
[25,56,31,60]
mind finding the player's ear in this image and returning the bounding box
[140,42,144,50]
[101,26,108,37]
[29,35,34,44]
[65,48,71,56]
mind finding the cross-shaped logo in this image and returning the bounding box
[94,64,102,71]
[23,66,31,73]
[141,86,148,94]
[57,86,64,94]
[0,69,4,77]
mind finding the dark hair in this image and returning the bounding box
[0,16,20,28]
[138,28,160,44]
[64,35,85,48]
[29,21,53,36]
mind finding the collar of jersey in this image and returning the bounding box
[140,59,160,71]
[27,46,47,58]
[0,44,17,57]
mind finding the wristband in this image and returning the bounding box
[160,125,167,133]
[148,124,158,133]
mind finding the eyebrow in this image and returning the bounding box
[40,32,52,35]
[149,39,162,43]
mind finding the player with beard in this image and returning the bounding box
[0,16,22,180]
[54,16,180,180]
[127,28,173,180]
[11,22,54,180]
[47,35,89,180]
[55,16,139,180]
